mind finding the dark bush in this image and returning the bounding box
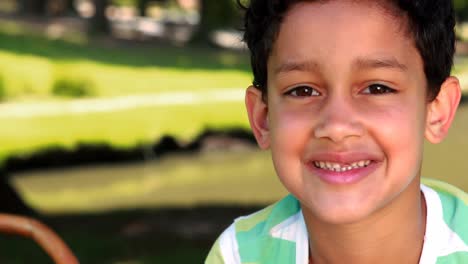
[51,77,95,98]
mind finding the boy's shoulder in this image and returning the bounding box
[422,178,468,203]
[421,178,468,263]
[422,178,468,221]
[206,194,307,263]
[206,180,468,264]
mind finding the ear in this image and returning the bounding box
[425,76,461,144]
[245,86,270,149]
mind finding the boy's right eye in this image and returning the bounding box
[285,85,320,97]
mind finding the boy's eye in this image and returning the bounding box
[285,86,320,97]
[362,84,396,95]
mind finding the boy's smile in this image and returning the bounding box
[247,1,432,224]
[307,152,379,185]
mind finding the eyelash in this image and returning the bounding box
[284,85,320,97]
[361,84,397,95]
[284,83,396,97]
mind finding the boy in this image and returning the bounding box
[206,0,467,263]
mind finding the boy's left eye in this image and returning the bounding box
[362,84,396,95]
[285,85,320,97]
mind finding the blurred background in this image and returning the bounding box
[0,0,467,263]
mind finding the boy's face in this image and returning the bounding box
[247,1,448,224]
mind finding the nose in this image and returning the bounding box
[314,93,364,143]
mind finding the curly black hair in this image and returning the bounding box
[238,0,456,101]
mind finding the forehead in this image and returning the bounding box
[268,1,421,79]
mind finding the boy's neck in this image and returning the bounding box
[303,179,426,264]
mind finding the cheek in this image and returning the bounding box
[365,103,426,174]
[268,106,314,185]
[270,105,314,151]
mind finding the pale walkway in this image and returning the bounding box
[0,89,245,118]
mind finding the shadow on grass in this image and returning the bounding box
[0,205,262,263]
[4,128,256,173]
[0,29,251,72]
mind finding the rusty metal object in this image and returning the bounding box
[0,213,79,264]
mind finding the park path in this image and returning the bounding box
[0,89,245,118]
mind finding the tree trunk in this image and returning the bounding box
[18,0,47,16]
[66,0,76,13]
[89,0,110,35]
[138,0,150,17]
[191,0,238,43]
[0,170,35,216]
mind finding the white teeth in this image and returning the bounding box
[313,160,372,172]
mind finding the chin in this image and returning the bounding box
[302,197,378,225]
[319,209,371,225]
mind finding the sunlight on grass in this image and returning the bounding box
[0,51,53,98]
[0,51,251,99]
[12,150,285,213]
[0,100,249,162]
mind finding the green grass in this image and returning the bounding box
[0,101,250,162]
[0,26,252,162]
[0,28,251,100]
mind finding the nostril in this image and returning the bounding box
[313,120,365,142]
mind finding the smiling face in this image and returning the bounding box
[249,1,432,224]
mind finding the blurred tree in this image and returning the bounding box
[454,0,468,22]
[18,0,47,15]
[138,0,150,16]
[89,0,110,34]
[192,0,239,43]
[47,0,77,16]
[18,0,76,16]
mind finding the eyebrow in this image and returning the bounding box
[274,59,320,75]
[353,57,408,72]
[273,56,407,75]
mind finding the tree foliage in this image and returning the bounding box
[193,0,240,43]
[454,0,468,22]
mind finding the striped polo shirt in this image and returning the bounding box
[206,179,468,263]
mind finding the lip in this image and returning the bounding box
[305,152,382,185]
